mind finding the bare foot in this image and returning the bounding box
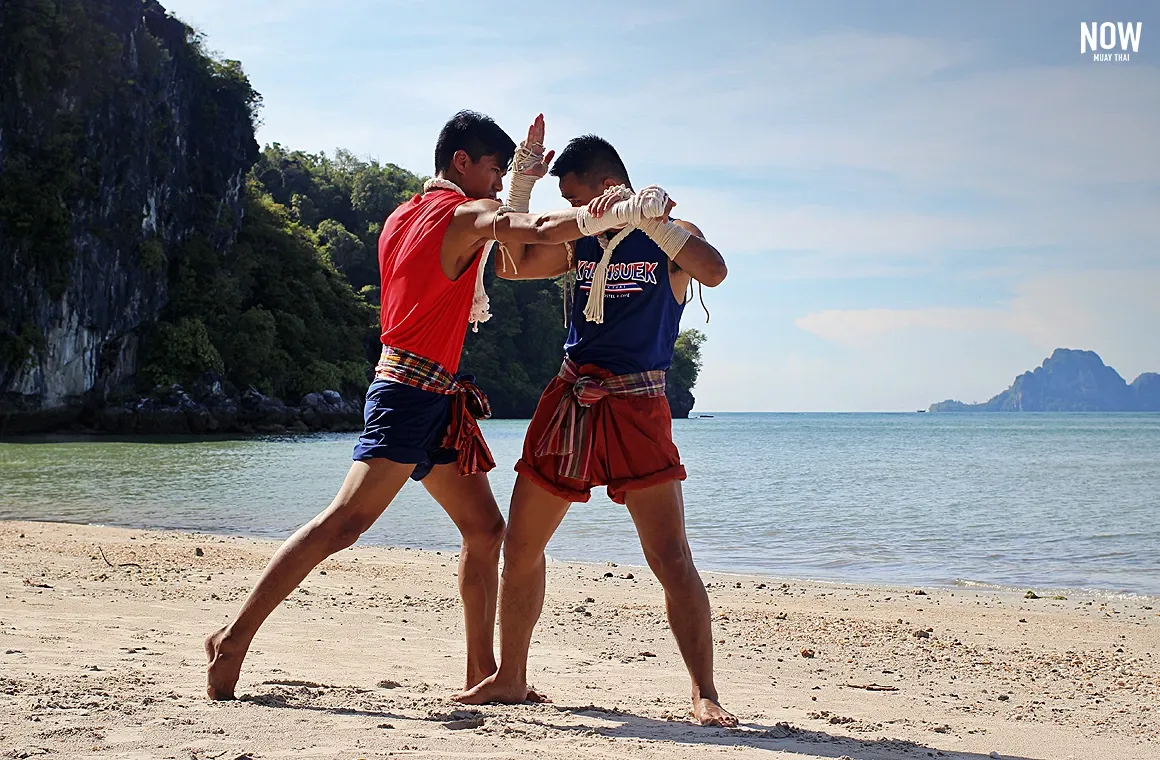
[464,660,498,692]
[205,626,245,700]
[693,696,738,727]
[453,672,548,705]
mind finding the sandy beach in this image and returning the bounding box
[1,520,1157,760]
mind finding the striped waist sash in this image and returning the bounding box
[375,346,494,476]
[535,358,666,481]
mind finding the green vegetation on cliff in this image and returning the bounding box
[667,329,706,418]
[141,183,377,400]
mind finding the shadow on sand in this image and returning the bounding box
[237,682,1041,760]
[536,704,1042,760]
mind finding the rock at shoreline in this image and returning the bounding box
[666,384,695,419]
[32,372,366,437]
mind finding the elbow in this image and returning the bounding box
[702,260,728,288]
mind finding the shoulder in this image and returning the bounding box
[449,197,501,227]
[454,197,501,215]
[671,218,705,239]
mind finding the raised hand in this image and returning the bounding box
[517,114,555,179]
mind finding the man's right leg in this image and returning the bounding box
[205,457,414,699]
[454,474,570,704]
[623,479,737,727]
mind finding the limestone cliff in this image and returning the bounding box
[0,0,258,431]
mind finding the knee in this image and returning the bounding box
[643,540,696,586]
[310,504,375,554]
[501,531,544,576]
[463,512,505,559]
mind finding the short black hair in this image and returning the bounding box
[549,134,630,186]
[434,110,516,174]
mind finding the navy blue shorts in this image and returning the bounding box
[352,378,458,481]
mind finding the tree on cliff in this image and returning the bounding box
[667,329,706,418]
[140,182,377,401]
[0,0,261,425]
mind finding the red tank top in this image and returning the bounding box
[377,189,482,374]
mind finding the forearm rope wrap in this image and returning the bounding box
[576,185,673,324]
[471,141,547,330]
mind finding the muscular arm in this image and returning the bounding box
[495,242,571,280]
[439,200,582,280]
[486,204,587,246]
[667,219,727,287]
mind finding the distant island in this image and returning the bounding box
[929,348,1160,412]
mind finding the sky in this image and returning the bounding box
[163,0,1160,411]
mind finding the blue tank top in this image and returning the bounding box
[564,229,686,375]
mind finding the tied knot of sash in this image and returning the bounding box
[535,359,666,482]
[441,377,495,477]
[572,375,612,407]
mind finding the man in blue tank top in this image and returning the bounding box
[457,135,734,727]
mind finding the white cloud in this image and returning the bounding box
[796,271,1160,365]
[794,307,1005,346]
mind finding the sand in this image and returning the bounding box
[1,520,1157,760]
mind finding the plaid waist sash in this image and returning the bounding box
[535,358,666,481]
[375,346,494,476]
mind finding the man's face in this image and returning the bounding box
[455,151,506,200]
[557,173,606,207]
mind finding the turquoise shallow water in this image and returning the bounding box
[2,413,1158,596]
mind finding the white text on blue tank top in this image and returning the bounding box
[577,260,659,298]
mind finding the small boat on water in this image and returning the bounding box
[699,414,714,418]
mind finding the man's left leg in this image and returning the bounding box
[623,479,738,727]
[421,463,506,690]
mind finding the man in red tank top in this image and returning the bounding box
[205,111,675,702]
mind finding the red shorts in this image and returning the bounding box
[516,365,686,504]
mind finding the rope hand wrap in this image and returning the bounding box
[505,141,542,213]
[578,185,671,324]
[575,184,633,235]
